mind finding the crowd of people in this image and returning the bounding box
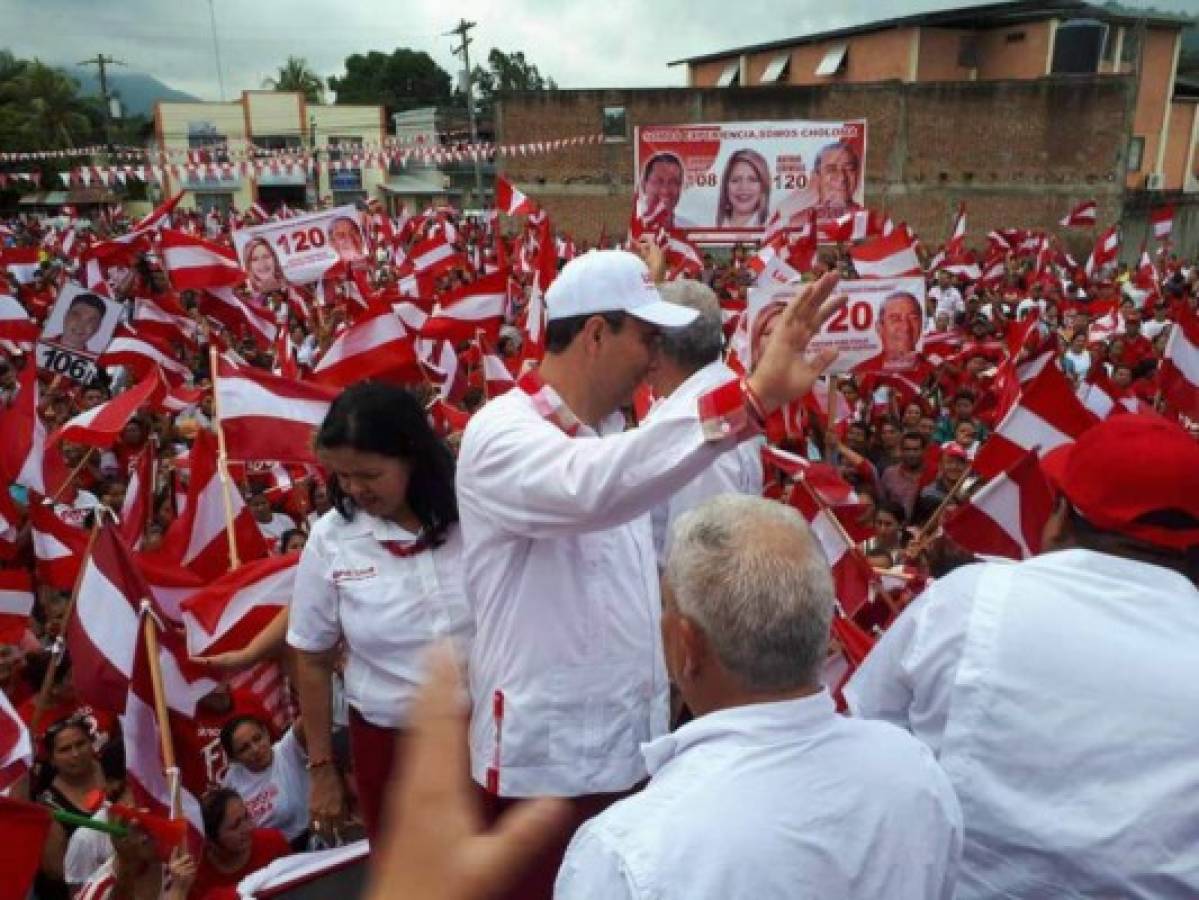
[0,187,1197,899]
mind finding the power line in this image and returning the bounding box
[77,54,127,154]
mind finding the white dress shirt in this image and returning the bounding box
[555,692,963,899]
[456,376,747,797]
[647,360,764,568]
[287,510,473,729]
[929,285,965,320]
[846,550,1199,898]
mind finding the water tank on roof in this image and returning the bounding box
[1051,19,1107,74]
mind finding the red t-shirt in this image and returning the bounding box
[174,688,273,793]
[189,828,291,899]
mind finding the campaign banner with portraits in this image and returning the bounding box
[634,120,867,244]
[232,206,368,292]
[37,283,124,384]
[748,276,925,375]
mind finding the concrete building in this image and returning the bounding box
[672,0,1194,194]
[495,0,1199,256]
[154,91,387,213]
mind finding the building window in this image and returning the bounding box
[1120,26,1141,67]
[187,121,229,164]
[1100,24,1115,64]
[815,42,849,77]
[193,192,232,214]
[957,35,981,69]
[602,106,627,142]
[760,52,791,84]
[716,61,740,87]
[1127,136,1145,173]
[1005,31,1026,44]
[253,134,303,153]
[327,136,364,192]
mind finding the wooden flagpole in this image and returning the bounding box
[29,514,103,735]
[209,346,241,569]
[911,468,973,548]
[140,601,181,819]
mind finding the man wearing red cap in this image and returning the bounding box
[846,414,1199,897]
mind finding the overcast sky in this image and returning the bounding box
[4,0,1195,100]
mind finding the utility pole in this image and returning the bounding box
[446,18,484,206]
[78,54,126,155]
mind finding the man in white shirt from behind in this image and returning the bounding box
[556,495,963,900]
[644,280,763,568]
[928,269,965,322]
[846,414,1199,898]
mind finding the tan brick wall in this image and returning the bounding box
[496,77,1133,255]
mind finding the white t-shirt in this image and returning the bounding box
[256,512,297,543]
[222,727,310,841]
[65,805,114,886]
[929,285,965,320]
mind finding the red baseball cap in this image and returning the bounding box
[1041,414,1199,550]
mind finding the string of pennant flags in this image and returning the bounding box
[0,132,606,169]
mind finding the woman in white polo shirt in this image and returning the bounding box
[287,382,472,844]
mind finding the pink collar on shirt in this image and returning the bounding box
[516,369,581,437]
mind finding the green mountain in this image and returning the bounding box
[70,68,197,118]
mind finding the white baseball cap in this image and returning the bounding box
[545,250,698,327]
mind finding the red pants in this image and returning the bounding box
[347,707,408,843]
[476,783,643,900]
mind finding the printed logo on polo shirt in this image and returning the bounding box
[331,566,377,583]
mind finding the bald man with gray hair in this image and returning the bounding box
[644,281,763,567]
[556,495,963,900]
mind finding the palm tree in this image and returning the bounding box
[9,62,93,149]
[264,56,325,104]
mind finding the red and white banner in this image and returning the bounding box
[0,691,32,794]
[1160,307,1199,420]
[787,479,874,617]
[49,369,165,449]
[943,450,1054,560]
[419,272,508,342]
[1059,199,1097,229]
[214,357,336,464]
[635,119,868,244]
[495,175,534,216]
[99,329,193,385]
[0,294,39,344]
[1150,205,1174,241]
[181,554,298,657]
[311,313,418,388]
[0,569,33,645]
[849,229,921,279]
[232,205,364,289]
[160,229,245,291]
[749,276,925,376]
[200,287,279,349]
[1085,225,1120,276]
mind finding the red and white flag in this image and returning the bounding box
[99,330,193,385]
[849,229,921,279]
[119,447,156,548]
[972,361,1100,479]
[819,209,887,244]
[160,230,244,291]
[49,370,166,449]
[0,247,40,285]
[481,352,516,397]
[159,429,270,580]
[311,312,418,388]
[0,364,73,503]
[131,297,200,350]
[200,287,278,349]
[1160,306,1199,421]
[0,691,32,793]
[410,233,467,278]
[1150,206,1174,241]
[0,569,33,645]
[0,294,39,343]
[214,357,336,465]
[787,479,874,617]
[419,271,507,342]
[495,175,535,217]
[1059,200,1097,229]
[29,502,88,591]
[944,449,1054,560]
[1084,224,1119,276]
[181,554,298,657]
